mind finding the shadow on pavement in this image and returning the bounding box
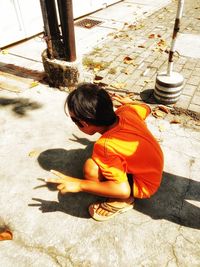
[140,89,158,104]
[135,172,200,229]
[31,141,100,219]
[0,97,42,116]
[0,62,46,83]
[35,142,200,228]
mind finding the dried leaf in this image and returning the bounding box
[157,105,170,114]
[93,67,101,72]
[113,34,119,39]
[170,119,181,124]
[152,110,165,118]
[30,81,39,88]
[111,82,127,89]
[94,75,103,81]
[144,79,154,84]
[29,150,40,157]
[0,229,13,241]
[128,24,144,30]
[85,23,92,28]
[148,34,156,39]
[138,45,145,48]
[108,68,117,75]
[0,49,9,55]
[123,56,134,64]
[157,39,166,46]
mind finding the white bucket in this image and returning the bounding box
[154,71,184,104]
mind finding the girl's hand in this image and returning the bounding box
[45,170,81,194]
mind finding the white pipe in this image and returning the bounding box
[167,0,185,76]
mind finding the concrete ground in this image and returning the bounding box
[0,0,200,266]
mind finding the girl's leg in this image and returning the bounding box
[84,158,134,221]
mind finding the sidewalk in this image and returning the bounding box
[0,1,200,266]
[82,0,200,114]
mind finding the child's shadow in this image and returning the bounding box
[33,138,200,228]
[135,172,200,229]
[31,139,104,219]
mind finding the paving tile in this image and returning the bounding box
[183,84,196,96]
[191,95,200,105]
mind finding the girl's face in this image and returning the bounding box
[69,111,98,135]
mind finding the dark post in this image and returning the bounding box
[57,0,76,62]
[40,0,65,59]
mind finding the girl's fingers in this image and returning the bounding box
[45,178,63,184]
[57,184,65,190]
[50,170,67,179]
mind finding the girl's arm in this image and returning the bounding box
[45,170,131,199]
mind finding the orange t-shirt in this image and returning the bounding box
[92,104,164,199]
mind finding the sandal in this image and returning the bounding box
[88,200,134,221]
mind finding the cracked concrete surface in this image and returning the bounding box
[0,0,200,265]
[0,83,199,267]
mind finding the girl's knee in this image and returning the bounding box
[83,158,103,181]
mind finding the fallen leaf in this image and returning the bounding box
[94,75,103,81]
[0,229,13,241]
[29,150,40,157]
[85,23,92,28]
[138,45,145,48]
[152,110,165,118]
[144,79,154,84]
[123,56,134,64]
[108,68,117,75]
[170,119,181,124]
[157,39,166,46]
[157,105,170,114]
[127,93,135,98]
[30,81,39,88]
[148,33,156,39]
[82,58,110,71]
[0,49,9,55]
[128,24,144,30]
[93,67,101,72]
[111,82,127,89]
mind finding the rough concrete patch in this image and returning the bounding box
[170,106,200,121]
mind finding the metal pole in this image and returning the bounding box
[57,0,76,62]
[167,0,185,76]
[40,0,64,59]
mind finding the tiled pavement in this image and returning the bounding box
[82,0,200,113]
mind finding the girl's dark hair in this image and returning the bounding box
[66,83,117,126]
